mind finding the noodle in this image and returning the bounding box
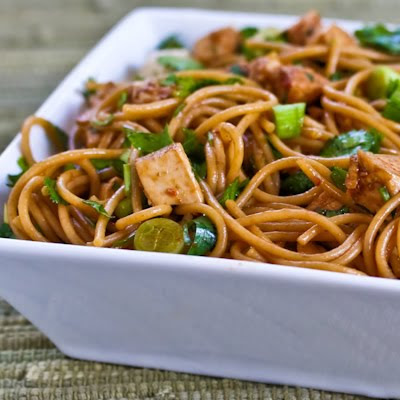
[5,11,400,279]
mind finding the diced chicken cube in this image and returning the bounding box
[135,143,204,206]
[286,10,322,45]
[248,56,327,104]
[192,27,241,67]
[307,191,343,212]
[346,150,400,212]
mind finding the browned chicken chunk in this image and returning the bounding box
[320,24,356,46]
[135,143,204,206]
[307,191,343,212]
[346,151,400,212]
[130,80,173,104]
[192,27,241,67]
[248,56,328,104]
[286,10,322,45]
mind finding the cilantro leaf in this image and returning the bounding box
[316,207,349,217]
[192,161,207,180]
[83,200,111,218]
[219,178,249,206]
[90,159,124,176]
[43,177,68,205]
[161,75,242,99]
[240,27,259,39]
[81,77,97,101]
[157,35,185,49]
[355,24,400,55]
[182,128,207,179]
[0,223,15,239]
[183,128,204,161]
[7,157,29,187]
[117,92,128,110]
[173,102,185,116]
[320,129,382,157]
[329,71,344,81]
[330,167,348,192]
[158,56,203,71]
[52,124,69,150]
[240,44,266,60]
[280,171,314,195]
[64,163,76,171]
[124,125,172,155]
[229,64,248,76]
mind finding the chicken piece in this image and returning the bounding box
[277,65,328,104]
[248,56,328,104]
[346,150,400,213]
[307,191,343,212]
[192,27,241,67]
[76,82,116,124]
[130,80,173,104]
[286,10,322,45]
[248,55,281,88]
[135,143,204,206]
[320,24,356,46]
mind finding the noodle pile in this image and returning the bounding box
[5,11,400,279]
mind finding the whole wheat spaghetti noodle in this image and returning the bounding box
[5,11,400,279]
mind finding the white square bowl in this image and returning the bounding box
[1,7,400,398]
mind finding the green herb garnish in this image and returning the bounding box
[157,35,184,49]
[161,75,242,99]
[320,129,382,157]
[182,128,207,179]
[7,157,29,187]
[43,177,68,205]
[173,103,185,116]
[0,223,15,239]
[81,77,97,100]
[329,71,344,81]
[124,125,172,155]
[280,171,314,195]
[64,163,76,171]
[52,124,69,150]
[117,92,128,110]
[192,161,207,180]
[240,27,259,39]
[330,167,348,192]
[90,159,124,176]
[183,128,204,161]
[219,178,249,207]
[316,206,350,217]
[229,64,248,76]
[355,24,400,55]
[83,200,111,218]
